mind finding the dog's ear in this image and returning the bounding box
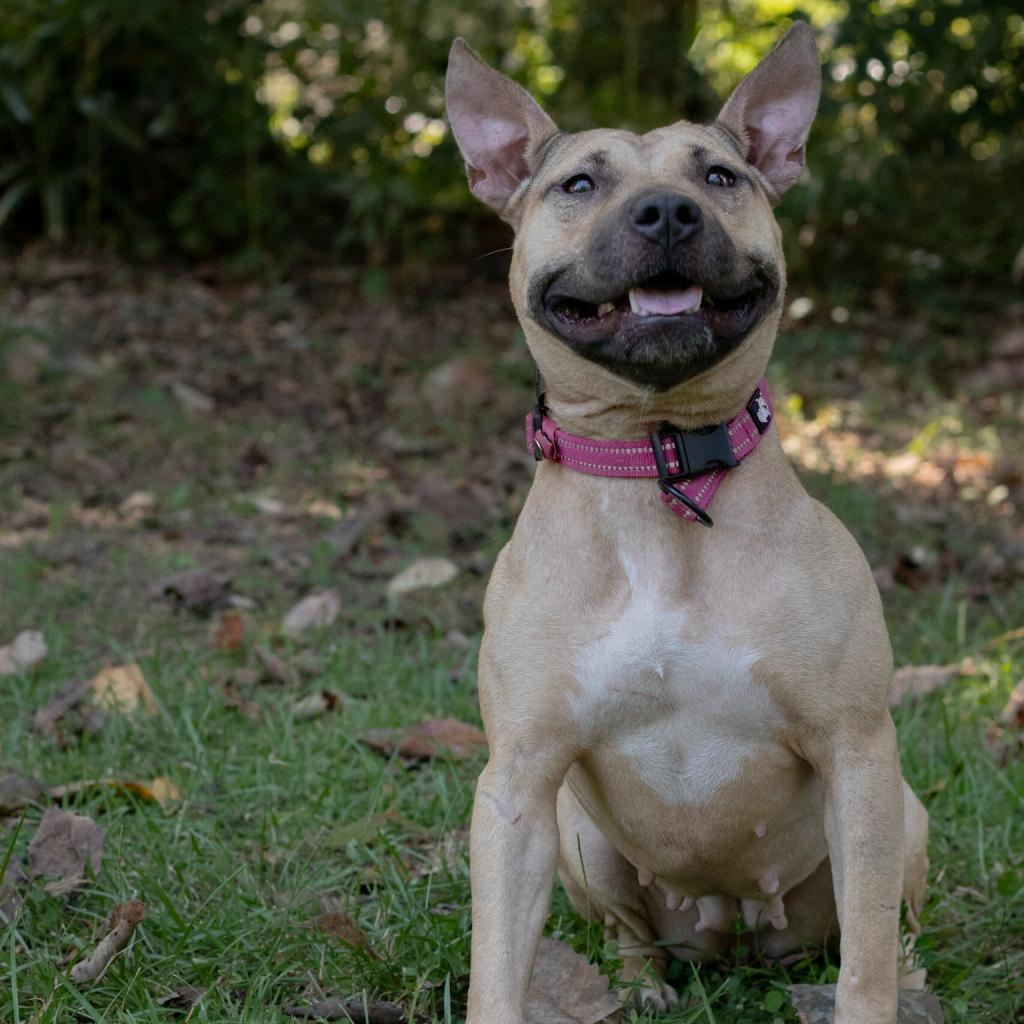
[445,38,557,219]
[714,22,821,203]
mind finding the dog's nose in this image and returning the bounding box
[631,192,703,248]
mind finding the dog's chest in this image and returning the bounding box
[569,555,786,806]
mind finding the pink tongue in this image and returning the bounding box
[632,284,702,315]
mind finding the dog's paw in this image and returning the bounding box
[621,977,679,1014]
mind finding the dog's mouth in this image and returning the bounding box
[544,269,764,342]
[537,264,774,389]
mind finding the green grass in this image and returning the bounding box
[1,268,1022,1021]
[1,616,1021,1023]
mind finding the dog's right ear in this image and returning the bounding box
[445,38,557,220]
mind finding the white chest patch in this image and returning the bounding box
[571,550,784,805]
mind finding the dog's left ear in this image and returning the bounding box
[445,38,558,221]
[715,22,821,204]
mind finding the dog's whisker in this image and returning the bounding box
[475,246,514,261]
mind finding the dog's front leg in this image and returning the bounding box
[466,751,568,1024]
[815,717,905,1024]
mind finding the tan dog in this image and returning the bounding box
[445,23,928,1024]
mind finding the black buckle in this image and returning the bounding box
[746,387,772,434]
[648,422,738,528]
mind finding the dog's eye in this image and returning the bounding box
[706,166,736,188]
[562,174,595,195]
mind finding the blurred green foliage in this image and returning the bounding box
[0,0,1021,286]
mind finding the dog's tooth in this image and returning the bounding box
[628,289,648,316]
[597,301,615,318]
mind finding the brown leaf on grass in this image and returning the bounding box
[0,629,47,676]
[525,936,620,1024]
[159,568,232,616]
[222,683,262,722]
[291,690,342,720]
[255,646,299,686]
[48,776,181,808]
[788,984,943,1024]
[156,985,207,1010]
[70,900,145,983]
[0,854,27,922]
[281,590,341,635]
[283,998,429,1023]
[310,911,373,952]
[0,773,46,814]
[386,557,459,598]
[32,679,107,746]
[212,611,245,652]
[27,808,104,896]
[361,718,487,763]
[89,663,157,716]
[889,664,966,706]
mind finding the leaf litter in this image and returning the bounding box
[282,590,341,635]
[387,557,459,598]
[27,808,104,896]
[361,718,487,763]
[33,663,157,744]
[788,984,943,1024]
[89,663,158,715]
[525,936,620,1024]
[70,899,145,984]
[0,629,47,676]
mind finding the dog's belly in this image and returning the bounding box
[565,590,828,901]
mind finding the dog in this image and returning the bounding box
[445,23,928,1024]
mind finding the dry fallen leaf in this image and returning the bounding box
[525,936,621,1024]
[0,629,47,676]
[49,776,181,808]
[32,679,107,746]
[70,900,145,983]
[212,611,246,651]
[361,718,487,762]
[222,683,262,722]
[89,663,158,716]
[255,646,299,686]
[283,998,428,1023]
[788,984,943,1024]
[311,911,373,952]
[27,808,104,896]
[386,558,459,598]
[156,985,208,1011]
[291,690,342,720]
[889,664,964,706]
[281,590,341,636]
[159,568,232,615]
[0,773,46,814]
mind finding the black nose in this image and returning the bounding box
[631,192,703,248]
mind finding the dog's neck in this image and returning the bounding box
[523,317,779,438]
[540,369,770,438]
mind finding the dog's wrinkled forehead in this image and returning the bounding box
[534,124,743,196]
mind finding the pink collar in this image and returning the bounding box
[526,380,774,527]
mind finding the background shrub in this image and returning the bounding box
[1,0,1021,289]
